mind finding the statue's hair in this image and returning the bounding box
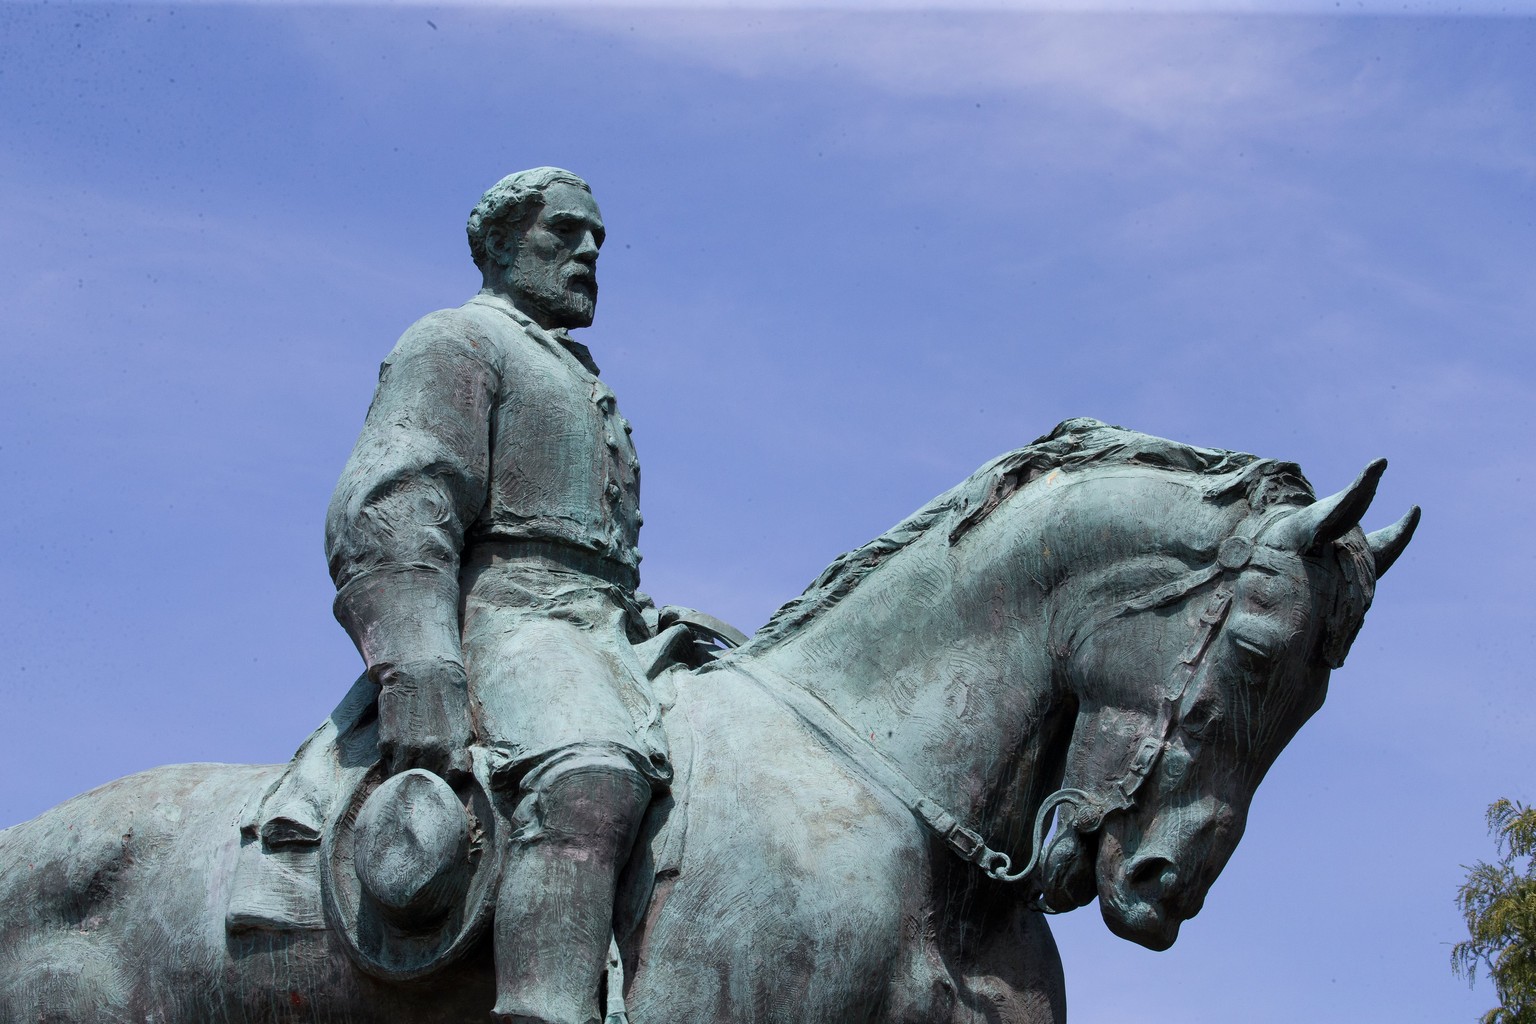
[743,418,1327,651]
[466,167,592,268]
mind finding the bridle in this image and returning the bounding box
[985,503,1301,897]
[732,502,1302,908]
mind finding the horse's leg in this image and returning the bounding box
[628,672,982,1024]
[950,895,1066,1024]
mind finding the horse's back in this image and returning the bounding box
[0,762,278,1020]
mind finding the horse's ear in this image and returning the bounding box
[1365,505,1420,578]
[1268,459,1387,553]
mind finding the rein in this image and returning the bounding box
[730,504,1294,906]
[730,661,1037,883]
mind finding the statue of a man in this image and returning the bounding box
[325,167,668,1024]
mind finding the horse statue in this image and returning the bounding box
[0,420,1418,1023]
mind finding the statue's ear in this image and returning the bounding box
[484,225,516,266]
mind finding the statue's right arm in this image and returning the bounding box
[323,311,499,777]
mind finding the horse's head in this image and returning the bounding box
[1036,460,1418,950]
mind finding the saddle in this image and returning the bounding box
[225,607,745,981]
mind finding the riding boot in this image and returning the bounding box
[490,750,651,1024]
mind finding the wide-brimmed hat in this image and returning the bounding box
[321,758,503,981]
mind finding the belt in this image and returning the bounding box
[463,538,639,592]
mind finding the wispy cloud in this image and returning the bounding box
[565,10,1534,181]
[571,11,1328,135]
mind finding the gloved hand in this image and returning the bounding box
[370,657,474,781]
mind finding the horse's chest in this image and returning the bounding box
[881,911,963,1024]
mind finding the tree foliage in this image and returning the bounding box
[1454,799,1536,1024]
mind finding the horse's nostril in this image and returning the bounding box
[1127,856,1178,893]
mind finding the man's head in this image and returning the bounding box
[467,167,605,330]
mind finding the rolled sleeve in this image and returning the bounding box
[325,310,500,671]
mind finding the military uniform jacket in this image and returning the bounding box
[325,291,643,674]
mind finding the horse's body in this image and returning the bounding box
[0,681,1061,1023]
[0,421,1416,1023]
[1,676,1064,1023]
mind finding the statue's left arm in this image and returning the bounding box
[324,310,500,777]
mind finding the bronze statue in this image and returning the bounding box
[323,167,670,1023]
[0,174,1421,1024]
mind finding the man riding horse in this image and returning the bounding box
[324,167,666,1024]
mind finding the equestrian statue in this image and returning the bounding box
[0,169,1420,1024]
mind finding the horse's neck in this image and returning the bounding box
[732,520,1062,840]
[725,467,1232,846]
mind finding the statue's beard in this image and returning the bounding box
[510,257,597,330]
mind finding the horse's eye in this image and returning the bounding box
[1231,634,1271,660]
[1160,740,1194,785]
[1182,695,1221,737]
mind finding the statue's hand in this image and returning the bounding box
[372,658,474,781]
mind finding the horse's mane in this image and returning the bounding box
[743,418,1316,650]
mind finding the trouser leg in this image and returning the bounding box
[491,750,652,1024]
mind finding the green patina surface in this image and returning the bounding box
[0,172,1418,1024]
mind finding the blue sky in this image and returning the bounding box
[2,4,1532,1021]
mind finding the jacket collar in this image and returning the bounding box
[468,291,602,376]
